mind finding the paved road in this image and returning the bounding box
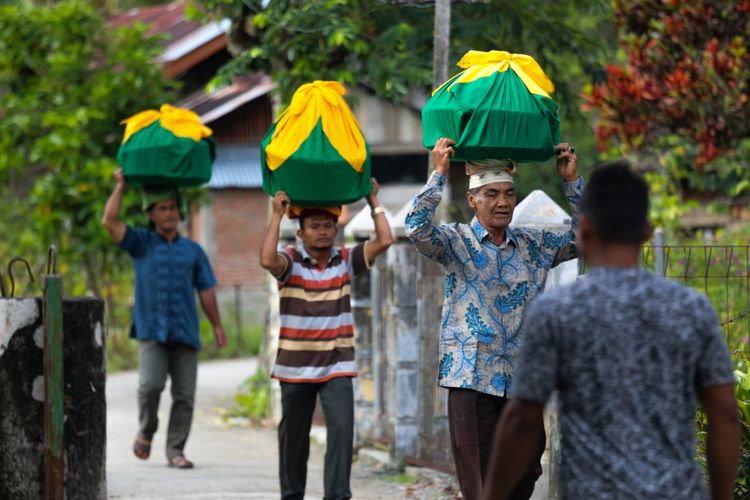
[106,358,414,499]
[106,358,549,499]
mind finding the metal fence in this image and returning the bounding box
[641,244,750,361]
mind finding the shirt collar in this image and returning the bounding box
[469,217,517,247]
[505,227,518,246]
[153,230,180,243]
[299,245,340,266]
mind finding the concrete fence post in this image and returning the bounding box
[654,228,666,276]
[385,241,419,464]
[370,254,389,444]
[351,263,374,447]
[416,255,451,470]
[0,297,106,499]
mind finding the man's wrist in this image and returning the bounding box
[371,206,386,217]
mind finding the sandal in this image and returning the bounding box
[167,455,194,469]
[133,435,151,460]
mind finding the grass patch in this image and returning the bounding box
[383,473,418,485]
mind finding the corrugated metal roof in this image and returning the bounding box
[110,2,202,47]
[109,2,228,74]
[208,145,262,189]
[178,73,274,123]
[111,4,274,123]
[161,19,230,63]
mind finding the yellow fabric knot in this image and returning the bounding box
[120,104,213,144]
[436,50,555,98]
[265,80,368,173]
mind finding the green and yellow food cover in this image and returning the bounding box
[261,81,371,206]
[117,104,215,187]
[422,50,560,163]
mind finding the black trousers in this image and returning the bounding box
[278,377,354,500]
[448,388,545,500]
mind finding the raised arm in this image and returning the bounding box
[101,168,128,243]
[547,143,584,266]
[404,138,455,265]
[259,191,291,277]
[364,178,393,266]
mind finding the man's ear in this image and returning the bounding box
[577,214,593,244]
[642,221,654,244]
[296,227,304,239]
[466,190,476,210]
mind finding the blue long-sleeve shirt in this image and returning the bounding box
[119,226,217,349]
[404,171,584,396]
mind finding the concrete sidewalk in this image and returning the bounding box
[106,358,451,499]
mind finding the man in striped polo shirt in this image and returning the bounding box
[260,178,393,500]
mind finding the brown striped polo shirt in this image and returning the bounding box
[271,243,368,383]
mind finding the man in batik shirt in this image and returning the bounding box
[405,138,582,500]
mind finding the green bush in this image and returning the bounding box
[697,368,750,499]
[226,368,272,423]
[735,368,750,497]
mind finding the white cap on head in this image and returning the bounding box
[466,159,517,189]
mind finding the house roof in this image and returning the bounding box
[111,2,274,122]
[161,19,230,63]
[178,73,275,124]
[208,145,263,189]
[109,1,229,78]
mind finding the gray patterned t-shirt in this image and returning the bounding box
[514,267,736,499]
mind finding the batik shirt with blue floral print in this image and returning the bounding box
[405,171,584,396]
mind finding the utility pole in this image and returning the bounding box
[415,0,451,465]
[432,0,451,89]
[431,0,452,222]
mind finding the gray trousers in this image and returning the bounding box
[137,340,198,460]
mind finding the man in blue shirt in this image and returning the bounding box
[405,138,581,500]
[103,168,226,469]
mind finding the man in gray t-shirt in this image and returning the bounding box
[483,162,740,500]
